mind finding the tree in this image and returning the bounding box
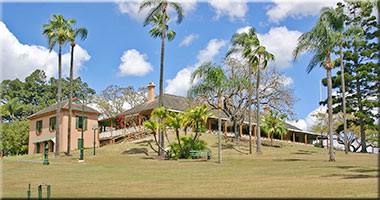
[66,20,88,155]
[330,0,379,153]
[43,14,74,156]
[261,110,288,147]
[139,0,183,157]
[320,3,350,154]
[93,85,146,120]
[0,120,29,156]
[228,27,274,154]
[293,10,339,161]
[151,106,169,156]
[0,70,95,121]
[189,62,227,163]
[165,112,184,151]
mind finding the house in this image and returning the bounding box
[27,99,100,154]
[98,82,319,145]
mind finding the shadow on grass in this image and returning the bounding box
[350,168,379,173]
[272,158,306,162]
[322,173,379,179]
[291,149,318,155]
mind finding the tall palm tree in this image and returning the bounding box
[43,15,73,156]
[190,62,227,163]
[228,28,274,154]
[320,4,349,154]
[140,0,183,157]
[66,23,88,155]
[293,13,339,162]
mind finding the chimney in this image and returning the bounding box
[147,82,155,102]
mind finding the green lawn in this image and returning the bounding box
[2,134,379,198]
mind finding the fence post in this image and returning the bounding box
[46,185,51,199]
[37,185,42,200]
[27,184,31,199]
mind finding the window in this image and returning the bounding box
[49,116,56,132]
[36,120,43,135]
[76,116,88,131]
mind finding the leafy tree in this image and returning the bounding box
[165,112,184,152]
[139,0,183,157]
[0,120,29,156]
[43,14,74,156]
[293,9,338,161]
[0,70,95,121]
[329,0,379,153]
[261,110,288,147]
[66,19,88,155]
[189,62,226,162]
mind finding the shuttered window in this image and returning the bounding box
[76,116,88,131]
[49,116,56,131]
[36,120,43,135]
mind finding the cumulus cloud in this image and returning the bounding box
[118,49,153,76]
[117,0,197,22]
[165,39,226,96]
[0,21,90,81]
[266,0,339,23]
[179,34,199,47]
[208,0,248,21]
[288,105,327,131]
[235,26,302,69]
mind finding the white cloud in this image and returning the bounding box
[266,0,339,23]
[165,39,226,96]
[0,21,90,81]
[288,105,327,131]
[208,0,248,21]
[258,26,302,69]
[179,34,199,47]
[118,49,153,76]
[117,0,197,22]
[280,75,294,86]
[235,26,302,69]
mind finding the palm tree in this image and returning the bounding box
[66,23,88,155]
[43,15,73,156]
[184,105,211,146]
[165,112,184,151]
[190,62,227,163]
[151,106,168,156]
[261,110,288,146]
[293,12,339,162]
[228,27,274,154]
[320,4,349,154]
[139,0,183,157]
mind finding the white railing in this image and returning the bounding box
[99,126,144,139]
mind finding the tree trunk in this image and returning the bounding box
[248,65,253,154]
[326,68,336,161]
[67,43,75,155]
[270,133,273,147]
[55,45,62,156]
[217,92,222,163]
[176,129,182,150]
[340,45,348,154]
[158,6,167,158]
[256,63,262,154]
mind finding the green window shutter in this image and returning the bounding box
[76,116,80,129]
[84,117,88,131]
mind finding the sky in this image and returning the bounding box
[0,0,344,130]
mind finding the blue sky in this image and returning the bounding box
[0,1,341,130]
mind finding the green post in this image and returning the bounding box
[43,142,49,165]
[93,128,96,156]
[27,184,31,199]
[46,185,51,199]
[37,185,42,200]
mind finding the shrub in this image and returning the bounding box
[168,136,208,159]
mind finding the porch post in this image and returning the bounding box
[239,124,243,137]
[292,132,295,142]
[224,121,227,134]
[305,134,308,144]
[253,125,256,138]
[208,119,211,132]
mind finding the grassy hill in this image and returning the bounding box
[2,133,379,198]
